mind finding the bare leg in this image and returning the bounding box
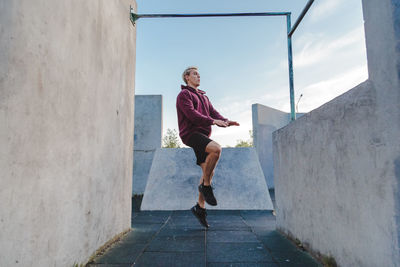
[201,141,221,185]
[197,141,221,208]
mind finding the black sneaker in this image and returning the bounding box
[198,183,217,206]
[191,204,209,228]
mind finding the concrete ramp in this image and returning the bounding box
[141,148,273,210]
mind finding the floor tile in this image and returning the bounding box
[134,251,204,267]
[93,242,146,264]
[207,230,259,243]
[270,250,322,266]
[131,212,170,224]
[256,231,299,252]
[146,237,204,252]
[240,210,274,217]
[87,264,132,267]
[206,210,241,216]
[243,217,276,228]
[207,215,245,223]
[207,262,278,267]
[207,242,274,263]
[120,229,158,243]
[171,210,193,216]
[157,227,205,237]
[130,223,164,232]
[207,220,251,231]
[153,234,204,241]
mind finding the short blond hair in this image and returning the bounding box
[182,66,198,84]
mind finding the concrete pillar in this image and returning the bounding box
[0,1,136,266]
[252,104,303,189]
[132,95,162,195]
[363,1,400,263]
[252,104,290,189]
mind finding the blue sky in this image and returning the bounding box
[134,0,368,147]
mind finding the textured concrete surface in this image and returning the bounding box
[0,1,136,266]
[132,95,162,195]
[252,104,303,189]
[141,148,273,210]
[133,95,162,151]
[88,208,321,266]
[273,0,400,266]
[133,150,155,195]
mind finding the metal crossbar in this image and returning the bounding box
[130,0,314,120]
[131,12,291,21]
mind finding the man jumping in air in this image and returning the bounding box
[176,66,240,228]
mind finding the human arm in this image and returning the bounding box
[208,99,239,127]
[227,121,240,126]
[208,99,228,122]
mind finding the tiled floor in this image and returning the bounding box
[87,209,321,267]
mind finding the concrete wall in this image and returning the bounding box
[252,104,303,189]
[273,0,400,266]
[141,148,273,210]
[132,95,162,195]
[0,1,136,266]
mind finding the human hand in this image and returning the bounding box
[227,121,240,126]
[213,120,229,127]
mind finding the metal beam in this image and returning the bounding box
[136,12,290,18]
[286,14,296,121]
[288,0,314,37]
[129,7,290,25]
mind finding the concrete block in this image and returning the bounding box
[132,150,155,195]
[252,104,289,189]
[134,95,162,151]
[141,148,273,210]
[132,95,162,195]
[252,104,303,189]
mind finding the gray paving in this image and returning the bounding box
[88,207,321,266]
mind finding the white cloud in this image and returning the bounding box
[297,65,368,112]
[294,26,366,68]
[310,0,346,22]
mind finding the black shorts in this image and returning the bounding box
[186,132,213,166]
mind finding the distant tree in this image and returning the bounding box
[235,130,253,147]
[162,128,181,148]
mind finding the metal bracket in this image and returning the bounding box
[130,5,139,26]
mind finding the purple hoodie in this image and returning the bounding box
[176,85,228,145]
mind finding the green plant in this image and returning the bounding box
[322,256,337,267]
[162,128,181,148]
[235,130,253,147]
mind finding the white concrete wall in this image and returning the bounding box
[0,1,136,266]
[273,0,400,266]
[252,104,303,189]
[132,95,162,195]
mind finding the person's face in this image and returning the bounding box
[186,69,200,87]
